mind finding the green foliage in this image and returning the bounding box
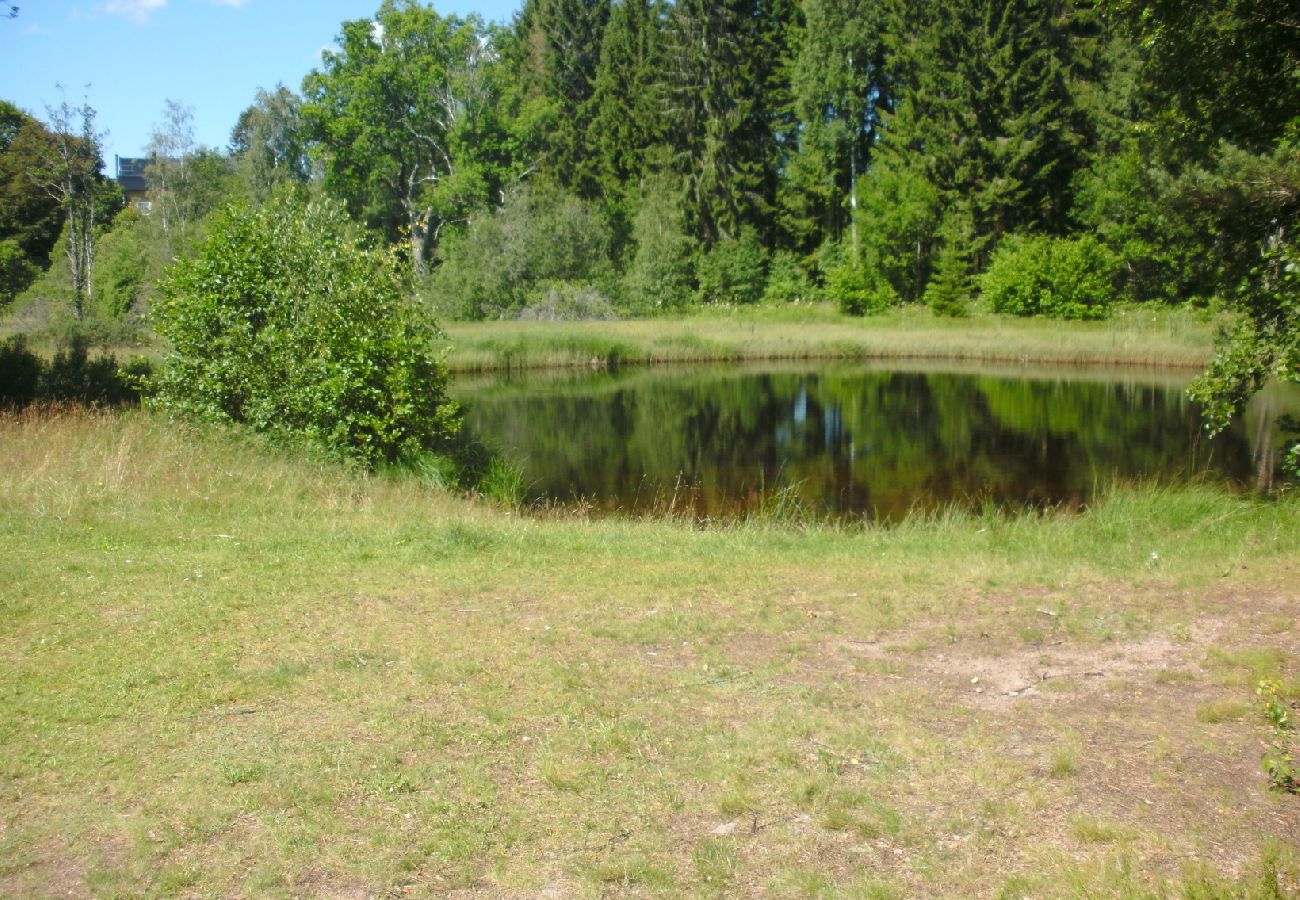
[90,208,154,321]
[826,263,895,317]
[1110,0,1298,160]
[429,185,615,320]
[0,100,63,284]
[589,0,669,202]
[980,235,1116,320]
[1256,678,1298,794]
[0,236,38,303]
[858,0,1088,293]
[778,0,888,255]
[621,171,695,314]
[151,193,458,467]
[855,160,942,303]
[695,227,768,305]
[1189,238,1300,473]
[0,335,40,406]
[1071,143,1198,305]
[761,251,814,304]
[229,84,313,203]
[518,282,618,322]
[663,0,794,245]
[508,0,611,196]
[302,1,501,275]
[0,334,150,408]
[924,221,973,317]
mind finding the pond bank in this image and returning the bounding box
[443,305,1220,373]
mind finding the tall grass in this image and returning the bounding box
[444,305,1219,372]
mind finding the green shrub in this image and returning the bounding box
[622,174,694,314]
[0,238,39,306]
[91,207,155,320]
[0,334,150,408]
[519,281,618,321]
[0,335,41,406]
[429,186,615,320]
[696,227,768,305]
[924,240,971,318]
[152,193,458,468]
[827,264,896,316]
[762,251,815,304]
[980,235,1116,320]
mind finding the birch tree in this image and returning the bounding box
[32,88,106,322]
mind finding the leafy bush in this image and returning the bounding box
[696,227,768,305]
[0,238,38,306]
[0,336,41,406]
[980,235,1116,320]
[622,174,694,314]
[91,208,157,321]
[762,251,814,304]
[826,264,896,316]
[1190,239,1300,474]
[152,193,457,467]
[518,282,618,321]
[429,186,615,320]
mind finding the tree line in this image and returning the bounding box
[4,1,1295,319]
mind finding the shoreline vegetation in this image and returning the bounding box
[446,304,1220,372]
[1,408,1296,895]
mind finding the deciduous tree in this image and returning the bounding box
[303,0,498,276]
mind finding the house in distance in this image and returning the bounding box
[114,156,150,211]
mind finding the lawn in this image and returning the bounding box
[1,408,1297,897]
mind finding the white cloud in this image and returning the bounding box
[103,0,166,24]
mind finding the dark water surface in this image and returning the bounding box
[452,361,1298,522]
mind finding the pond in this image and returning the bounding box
[451,361,1299,523]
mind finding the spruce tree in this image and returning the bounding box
[589,0,669,206]
[779,0,890,256]
[859,0,1087,296]
[510,0,612,196]
[663,0,796,246]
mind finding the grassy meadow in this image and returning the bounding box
[2,408,1298,897]
[442,305,1219,372]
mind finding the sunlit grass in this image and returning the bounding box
[443,304,1220,372]
[1,408,1297,896]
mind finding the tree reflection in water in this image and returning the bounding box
[453,362,1299,523]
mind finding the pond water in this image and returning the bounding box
[451,361,1299,522]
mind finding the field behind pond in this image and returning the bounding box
[442,305,1218,372]
[2,407,1297,897]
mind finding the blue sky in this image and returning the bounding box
[1,0,522,170]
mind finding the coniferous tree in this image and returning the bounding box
[661,0,800,246]
[779,0,890,257]
[509,0,611,196]
[859,0,1087,298]
[589,0,670,208]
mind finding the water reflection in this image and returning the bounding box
[452,362,1298,522]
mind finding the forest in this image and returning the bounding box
[1,0,1297,465]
